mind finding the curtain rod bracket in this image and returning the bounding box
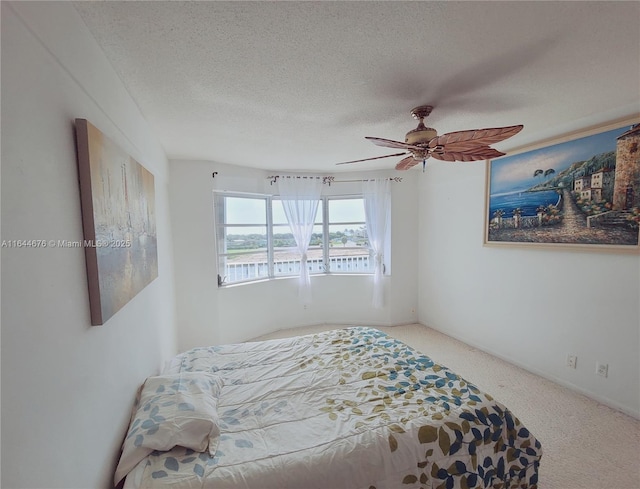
[323,176,335,186]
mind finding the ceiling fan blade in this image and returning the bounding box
[431,146,505,162]
[429,125,523,151]
[395,156,421,170]
[336,152,408,165]
[365,137,420,150]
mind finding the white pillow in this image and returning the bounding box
[114,372,223,484]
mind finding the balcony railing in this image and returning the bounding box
[224,255,371,283]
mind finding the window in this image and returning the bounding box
[272,198,324,277]
[326,198,370,273]
[215,196,269,284]
[215,193,383,285]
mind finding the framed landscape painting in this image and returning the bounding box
[484,119,639,253]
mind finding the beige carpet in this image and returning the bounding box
[253,323,640,489]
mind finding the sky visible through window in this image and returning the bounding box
[225,197,365,234]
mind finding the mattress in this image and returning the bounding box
[120,327,542,489]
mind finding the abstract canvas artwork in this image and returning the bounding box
[75,119,158,325]
[484,120,639,253]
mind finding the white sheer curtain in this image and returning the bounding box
[363,178,390,308]
[277,176,323,304]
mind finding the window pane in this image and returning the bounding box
[221,226,267,254]
[273,249,300,276]
[329,198,365,223]
[272,224,296,248]
[220,251,269,283]
[328,247,371,273]
[273,247,324,276]
[272,200,288,225]
[273,224,324,247]
[226,197,266,224]
[309,225,324,247]
[272,224,323,277]
[273,199,322,224]
[328,224,368,248]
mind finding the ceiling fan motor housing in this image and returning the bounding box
[406,104,437,145]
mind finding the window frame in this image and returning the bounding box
[271,196,325,278]
[324,196,371,274]
[214,191,388,286]
[214,193,271,285]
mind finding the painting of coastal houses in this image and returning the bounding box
[485,122,639,251]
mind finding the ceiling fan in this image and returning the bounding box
[337,105,523,170]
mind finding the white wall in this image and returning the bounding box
[417,160,640,418]
[169,160,419,349]
[1,3,177,488]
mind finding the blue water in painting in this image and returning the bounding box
[489,190,561,218]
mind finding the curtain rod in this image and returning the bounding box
[266,175,402,186]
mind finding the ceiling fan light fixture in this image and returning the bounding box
[405,125,438,145]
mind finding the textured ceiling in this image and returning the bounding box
[73,1,640,172]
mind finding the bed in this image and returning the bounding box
[116,327,542,489]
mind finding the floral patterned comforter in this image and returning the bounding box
[124,327,542,489]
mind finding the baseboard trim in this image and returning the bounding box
[420,322,640,420]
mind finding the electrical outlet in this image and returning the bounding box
[596,362,608,378]
[566,355,577,369]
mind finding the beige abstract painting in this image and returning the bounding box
[75,119,158,325]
